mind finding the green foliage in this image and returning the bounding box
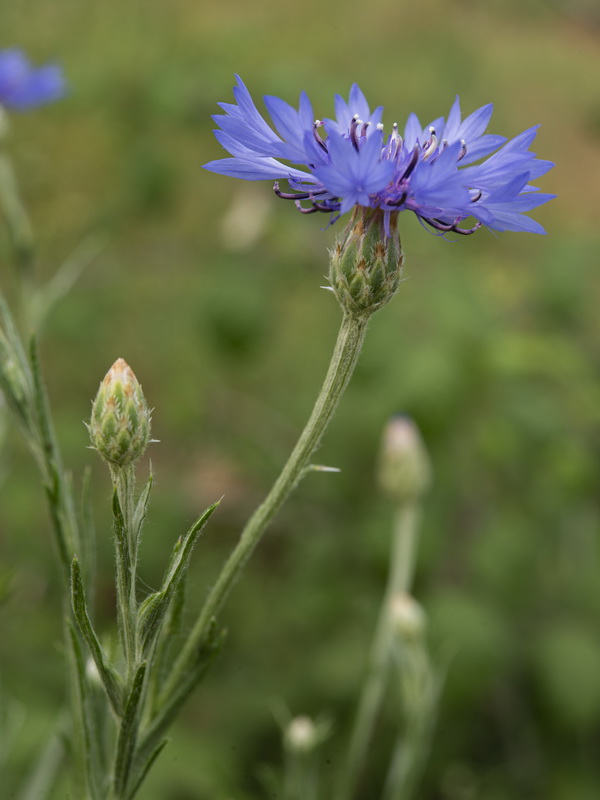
[0,0,598,798]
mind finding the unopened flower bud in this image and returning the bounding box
[329,208,403,316]
[285,715,318,753]
[378,415,431,504]
[389,592,426,640]
[89,358,151,468]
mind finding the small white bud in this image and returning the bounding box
[285,715,318,752]
[389,592,426,640]
[377,416,431,504]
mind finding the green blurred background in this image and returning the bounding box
[1,0,599,797]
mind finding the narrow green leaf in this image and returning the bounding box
[66,621,102,800]
[80,465,96,600]
[137,501,220,658]
[29,337,57,464]
[138,620,226,761]
[0,290,32,387]
[113,488,128,561]
[70,556,123,716]
[29,235,105,332]
[113,662,147,798]
[132,470,153,544]
[125,738,168,800]
[30,337,77,576]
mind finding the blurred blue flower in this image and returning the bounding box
[204,77,555,235]
[0,49,65,111]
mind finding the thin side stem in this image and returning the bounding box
[159,311,370,706]
[336,502,421,800]
[0,151,36,327]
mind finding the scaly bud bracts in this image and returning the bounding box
[89,358,151,468]
[378,416,431,504]
[329,208,403,315]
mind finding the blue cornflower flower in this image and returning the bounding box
[204,77,555,236]
[0,49,65,111]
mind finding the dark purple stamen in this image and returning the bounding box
[385,191,408,208]
[274,181,311,201]
[400,145,420,181]
[313,122,328,152]
[349,117,361,151]
[424,217,482,235]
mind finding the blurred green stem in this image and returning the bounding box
[159,310,370,706]
[337,502,421,800]
[17,721,66,800]
[0,151,36,325]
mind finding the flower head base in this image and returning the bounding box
[89,359,151,468]
[204,77,555,237]
[330,207,403,315]
[0,49,65,111]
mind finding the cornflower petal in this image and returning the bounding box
[203,77,554,236]
[263,92,314,162]
[0,48,65,110]
[403,113,423,149]
[204,156,317,182]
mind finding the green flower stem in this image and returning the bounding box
[382,648,441,800]
[337,502,421,800]
[111,464,139,680]
[0,151,36,323]
[159,311,371,707]
[30,338,81,586]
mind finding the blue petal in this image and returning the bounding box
[4,65,65,109]
[203,156,314,182]
[0,49,28,98]
[458,103,493,141]
[403,113,422,149]
[263,93,313,162]
[231,74,278,142]
[213,114,281,157]
[459,134,507,165]
[348,83,371,120]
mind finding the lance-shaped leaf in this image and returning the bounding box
[132,470,153,545]
[137,501,220,658]
[136,619,226,764]
[113,662,147,799]
[70,556,123,716]
[125,738,168,800]
[66,621,104,800]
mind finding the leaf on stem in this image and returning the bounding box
[66,621,104,800]
[137,619,226,764]
[132,470,153,545]
[125,738,168,800]
[137,500,220,658]
[113,662,147,799]
[29,235,105,332]
[0,291,38,443]
[113,487,132,593]
[80,465,96,595]
[70,556,123,716]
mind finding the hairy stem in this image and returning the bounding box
[159,311,370,706]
